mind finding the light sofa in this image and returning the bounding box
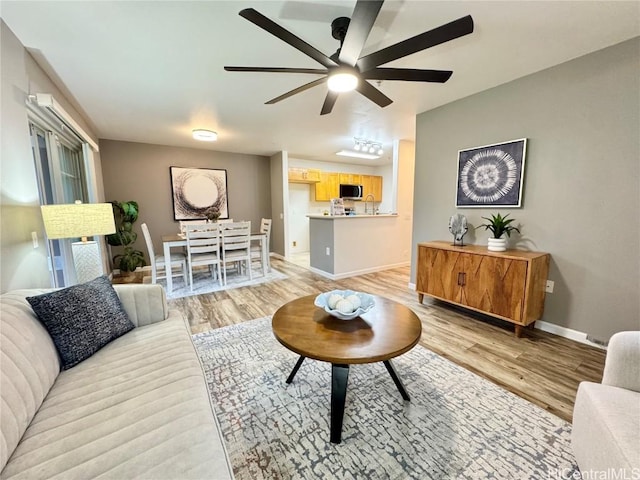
[572,331,640,475]
[0,283,234,479]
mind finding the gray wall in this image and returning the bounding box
[412,38,640,341]
[99,140,271,262]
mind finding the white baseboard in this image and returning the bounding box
[534,321,606,349]
[308,262,410,281]
[407,282,606,349]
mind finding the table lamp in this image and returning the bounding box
[41,201,116,284]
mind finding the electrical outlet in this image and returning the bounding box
[31,231,38,249]
[545,280,554,293]
[325,247,330,256]
[293,241,297,247]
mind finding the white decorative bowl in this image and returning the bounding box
[314,290,375,320]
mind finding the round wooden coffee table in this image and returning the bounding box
[272,294,422,443]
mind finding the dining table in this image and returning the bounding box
[161,231,268,293]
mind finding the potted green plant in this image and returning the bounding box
[476,213,521,252]
[107,200,146,274]
[204,206,220,222]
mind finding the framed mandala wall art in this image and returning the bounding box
[456,138,527,207]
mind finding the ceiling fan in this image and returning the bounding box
[224,1,474,115]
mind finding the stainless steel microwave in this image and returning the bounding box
[339,184,363,200]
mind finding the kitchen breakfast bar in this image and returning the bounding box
[307,214,409,279]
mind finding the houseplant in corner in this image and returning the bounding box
[476,213,521,252]
[107,200,146,276]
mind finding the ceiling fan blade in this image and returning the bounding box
[355,81,393,108]
[225,66,328,75]
[239,8,337,69]
[339,0,384,66]
[363,68,452,83]
[320,91,339,115]
[357,15,474,72]
[265,77,327,105]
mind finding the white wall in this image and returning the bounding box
[0,21,101,292]
[288,183,311,253]
[395,140,416,261]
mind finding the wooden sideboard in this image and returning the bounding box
[416,241,550,337]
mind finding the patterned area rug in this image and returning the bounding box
[154,266,287,299]
[193,318,580,480]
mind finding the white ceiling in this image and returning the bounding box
[2,1,638,166]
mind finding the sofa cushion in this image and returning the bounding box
[1,314,234,480]
[27,276,134,370]
[0,290,61,472]
[572,381,640,473]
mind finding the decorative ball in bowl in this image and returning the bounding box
[314,290,375,320]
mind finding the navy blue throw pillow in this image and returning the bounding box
[27,275,134,370]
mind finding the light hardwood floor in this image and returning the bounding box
[167,256,606,423]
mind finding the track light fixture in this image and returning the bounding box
[353,138,383,156]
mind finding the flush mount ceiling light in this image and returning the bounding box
[353,137,383,156]
[192,129,218,141]
[336,150,380,160]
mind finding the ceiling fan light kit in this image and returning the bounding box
[327,69,359,93]
[192,129,218,141]
[224,1,474,115]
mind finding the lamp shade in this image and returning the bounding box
[41,202,116,239]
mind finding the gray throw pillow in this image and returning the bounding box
[27,275,134,370]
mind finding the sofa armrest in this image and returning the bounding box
[113,284,169,327]
[602,331,640,392]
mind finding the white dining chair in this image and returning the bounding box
[251,218,272,271]
[185,223,222,291]
[179,220,205,235]
[217,218,234,224]
[220,221,252,285]
[141,223,188,285]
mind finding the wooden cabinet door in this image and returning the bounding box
[417,246,463,303]
[339,173,362,185]
[289,168,321,184]
[488,257,528,321]
[306,168,321,182]
[361,175,372,198]
[461,254,528,322]
[288,168,304,182]
[371,175,383,202]
[315,172,339,201]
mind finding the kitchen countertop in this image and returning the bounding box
[306,213,398,219]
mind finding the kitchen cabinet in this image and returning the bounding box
[314,171,383,202]
[371,175,382,201]
[289,168,321,183]
[339,173,361,185]
[416,241,550,337]
[361,175,383,202]
[315,172,340,201]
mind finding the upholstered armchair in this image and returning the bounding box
[572,331,640,475]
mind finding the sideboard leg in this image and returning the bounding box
[515,325,523,338]
[418,293,424,304]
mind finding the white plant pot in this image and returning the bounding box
[488,237,507,252]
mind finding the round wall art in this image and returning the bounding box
[455,138,527,207]
[170,166,229,220]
